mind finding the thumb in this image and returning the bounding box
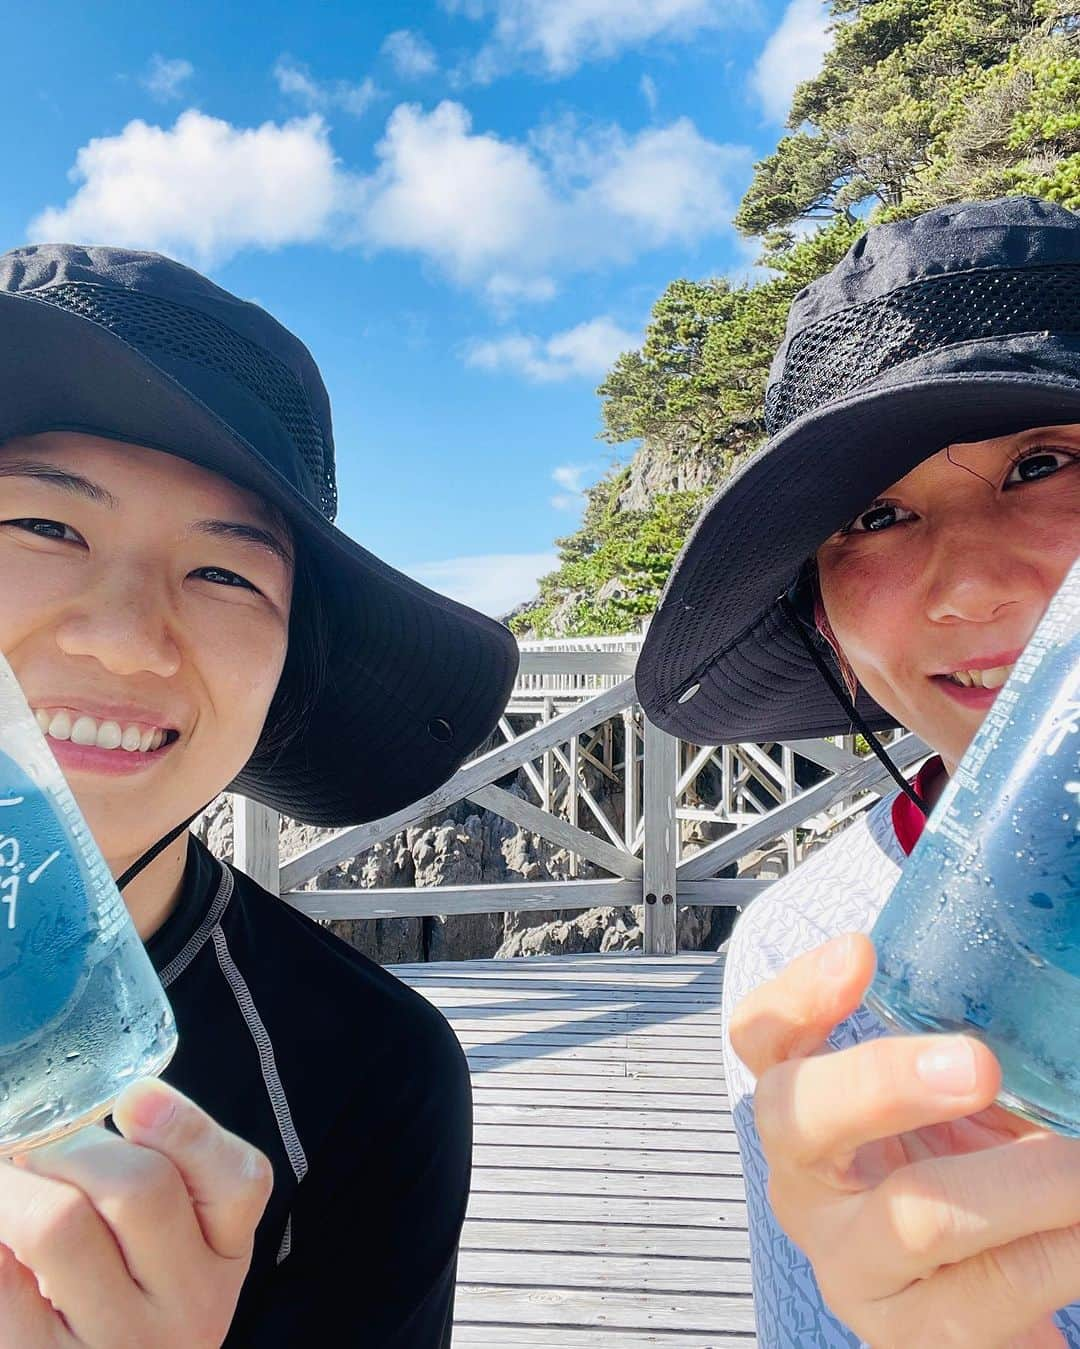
[728,932,876,1080]
[112,1079,274,1260]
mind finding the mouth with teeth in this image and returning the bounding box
[943,663,1015,690]
[33,709,179,754]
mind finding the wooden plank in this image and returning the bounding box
[623,708,639,850]
[781,736,862,772]
[467,1192,747,1229]
[402,964,725,985]
[393,953,727,975]
[470,1167,746,1197]
[407,978,723,1003]
[467,1058,626,1078]
[453,1327,755,1348]
[455,1030,722,1052]
[453,1017,726,1041]
[465,784,644,881]
[231,796,280,895]
[467,1058,727,1082]
[463,1041,725,1065]
[461,1219,750,1260]
[516,651,638,676]
[470,1072,731,1098]
[677,878,775,906]
[281,679,635,889]
[405,964,724,985]
[455,1285,756,1334]
[625,1061,727,1081]
[474,1104,732,1130]
[474,1125,738,1152]
[473,1147,742,1177]
[458,1250,753,1295]
[473,1087,730,1112]
[285,878,640,920]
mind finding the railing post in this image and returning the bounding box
[233,795,281,896]
[642,713,678,956]
[623,707,638,849]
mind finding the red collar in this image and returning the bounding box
[891,755,947,855]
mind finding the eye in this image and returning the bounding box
[841,500,916,534]
[2,518,84,543]
[192,566,260,593]
[1005,446,1080,485]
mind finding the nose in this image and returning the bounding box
[923,511,1045,626]
[54,565,182,679]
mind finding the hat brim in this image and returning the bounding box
[636,369,1080,745]
[0,292,519,826]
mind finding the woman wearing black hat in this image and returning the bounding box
[636,197,1080,1346]
[0,245,518,1346]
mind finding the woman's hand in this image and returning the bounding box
[0,1078,273,1348]
[729,932,1080,1349]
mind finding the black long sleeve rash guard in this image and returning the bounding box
[127,834,471,1347]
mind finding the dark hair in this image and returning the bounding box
[256,538,331,763]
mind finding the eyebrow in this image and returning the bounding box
[0,460,293,568]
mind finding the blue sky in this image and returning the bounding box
[1,0,832,615]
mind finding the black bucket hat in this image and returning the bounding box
[636,195,1080,746]
[0,244,519,827]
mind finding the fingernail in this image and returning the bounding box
[130,1088,177,1131]
[916,1037,978,1095]
[819,934,853,977]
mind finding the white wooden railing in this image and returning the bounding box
[232,644,927,955]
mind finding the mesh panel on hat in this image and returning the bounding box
[23,282,337,519]
[766,262,1080,436]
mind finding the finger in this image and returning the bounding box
[111,1080,273,1261]
[755,1030,1000,1176]
[896,1219,1080,1349]
[727,933,875,1080]
[15,1122,205,1303]
[0,1241,70,1349]
[0,1157,135,1346]
[853,1131,1080,1297]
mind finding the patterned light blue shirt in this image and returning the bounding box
[721,792,1080,1346]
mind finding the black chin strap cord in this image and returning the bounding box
[116,800,217,894]
[780,597,929,816]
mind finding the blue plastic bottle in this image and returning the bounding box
[0,652,177,1153]
[867,556,1080,1133]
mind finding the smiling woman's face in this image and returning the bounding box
[816,423,1080,773]
[0,432,293,869]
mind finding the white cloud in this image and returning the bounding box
[465,316,637,382]
[549,462,603,510]
[29,110,341,265]
[382,29,439,79]
[640,74,659,113]
[140,55,194,102]
[407,552,558,616]
[28,101,748,290]
[274,56,379,118]
[589,119,747,243]
[353,101,751,289]
[751,0,832,124]
[485,273,558,306]
[358,101,557,281]
[448,0,750,80]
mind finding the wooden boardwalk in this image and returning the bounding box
[395,951,755,1348]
